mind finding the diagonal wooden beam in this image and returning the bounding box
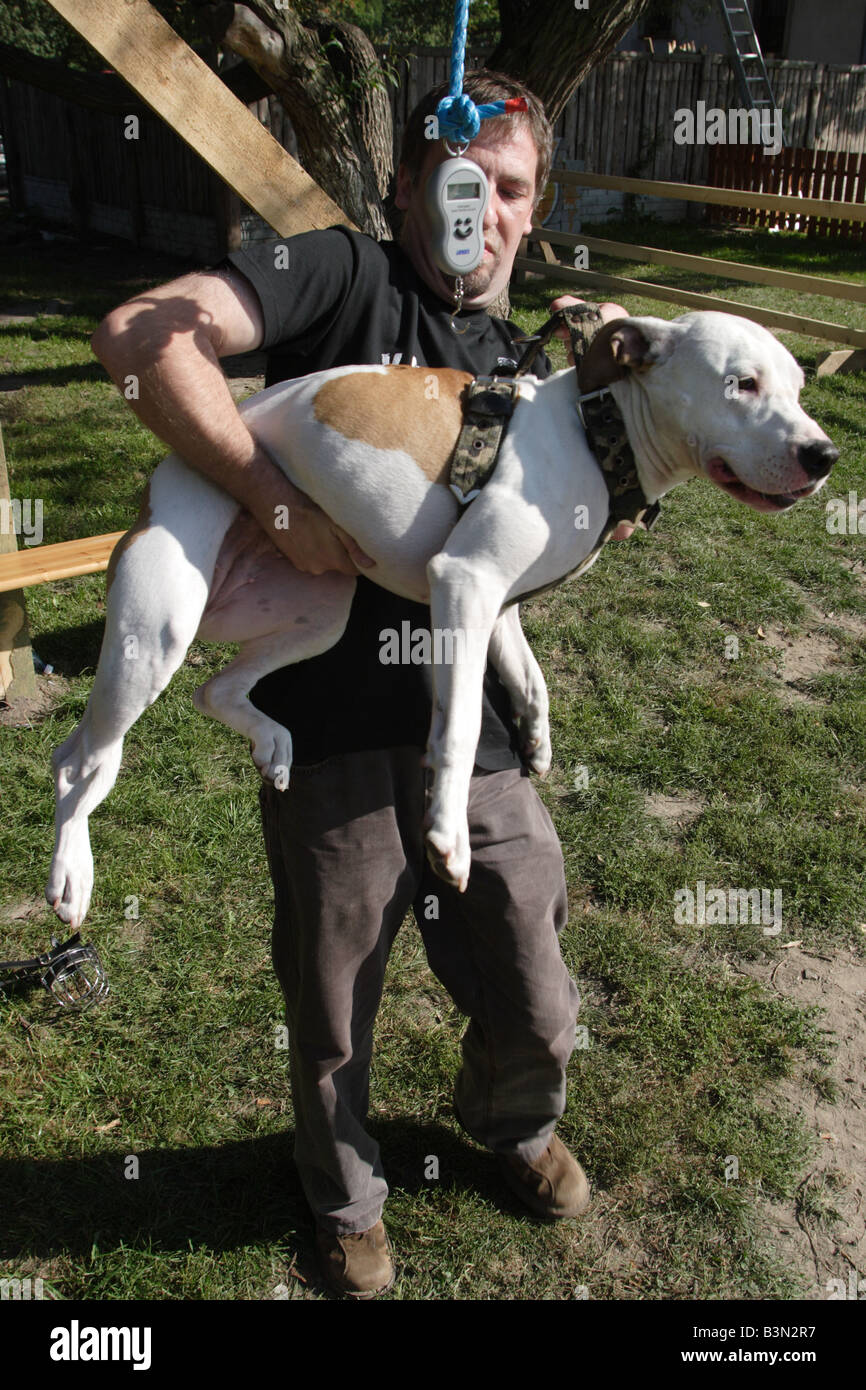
[44,0,356,237]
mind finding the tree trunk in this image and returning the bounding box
[488,0,653,123]
[205,1,393,238]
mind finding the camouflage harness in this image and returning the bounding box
[449,303,660,566]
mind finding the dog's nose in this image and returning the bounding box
[798,439,839,478]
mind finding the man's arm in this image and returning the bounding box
[91,267,371,575]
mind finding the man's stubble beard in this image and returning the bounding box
[461,242,505,304]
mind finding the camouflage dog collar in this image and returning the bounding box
[448,306,603,506]
[577,387,660,535]
[448,303,660,537]
[549,304,661,537]
[512,301,606,377]
[450,376,520,504]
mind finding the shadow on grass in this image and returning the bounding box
[0,363,110,391]
[28,621,106,682]
[0,1120,519,1264]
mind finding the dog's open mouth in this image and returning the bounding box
[705,457,820,512]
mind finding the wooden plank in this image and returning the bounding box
[549,167,866,221]
[0,532,126,595]
[856,151,866,243]
[527,229,866,302]
[512,257,866,349]
[43,0,355,237]
[530,215,559,265]
[0,424,38,700]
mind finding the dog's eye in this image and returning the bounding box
[738,377,758,394]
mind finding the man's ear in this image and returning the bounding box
[395,162,414,212]
[578,317,675,393]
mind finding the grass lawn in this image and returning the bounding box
[1,218,864,1301]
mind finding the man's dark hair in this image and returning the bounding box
[398,69,554,205]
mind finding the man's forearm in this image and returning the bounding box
[92,321,307,536]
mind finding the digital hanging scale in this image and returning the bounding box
[425,155,490,277]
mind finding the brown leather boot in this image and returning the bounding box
[315,1219,395,1299]
[498,1134,591,1219]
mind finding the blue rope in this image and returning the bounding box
[435,0,525,145]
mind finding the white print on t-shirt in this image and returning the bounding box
[381,352,419,366]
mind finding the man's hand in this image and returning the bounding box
[285,504,375,576]
[244,443,375,576]
[549,296,635,542]
[548,295,627,367]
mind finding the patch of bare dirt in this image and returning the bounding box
[226,376,265,403]
[758,625,843,705]
[735,944,866,1299]
[0,672,68,727]
[0,895,47,928]
[808,607,866,641]
[644,792,706,828]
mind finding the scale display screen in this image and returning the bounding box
[447,180,481,200]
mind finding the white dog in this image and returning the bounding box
[46,312,837,924]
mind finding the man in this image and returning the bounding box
[92,70,627,1298]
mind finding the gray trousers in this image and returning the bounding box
[259,747,579,1235]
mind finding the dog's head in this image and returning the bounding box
[578,312,838,511]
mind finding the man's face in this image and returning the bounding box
[396,120,539,309]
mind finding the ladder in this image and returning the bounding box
[717,0,784,146]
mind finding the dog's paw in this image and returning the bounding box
[45,843,93,930]
[251,727,294,791]
[425,824,471,893]
[519,716,552,776]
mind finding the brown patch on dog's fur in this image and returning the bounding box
[106,481,152,595]
[314,366,472,486]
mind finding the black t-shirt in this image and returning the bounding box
[224,226,550,768]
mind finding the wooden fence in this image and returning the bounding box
[3,44,866,258]
[392,49,866,180]
[519,169,866,351]
[707,145,866,239]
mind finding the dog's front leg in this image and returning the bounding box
[424,554,507,892]
[488,604,551,776]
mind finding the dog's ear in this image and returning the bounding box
[578,318,671,393]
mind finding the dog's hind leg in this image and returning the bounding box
[46,463,235,927]
[192,569,355,785]
[487,605,552,776]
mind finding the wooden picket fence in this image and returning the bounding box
[707,146,866,239]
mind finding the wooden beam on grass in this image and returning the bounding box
[43,0,355,237]
[550,168,866,223]
[529,229,866,305]
[0,533,126,596]
[513,257,866,349]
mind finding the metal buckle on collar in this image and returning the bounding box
[450,484,482,505]
[574,385,612,430]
